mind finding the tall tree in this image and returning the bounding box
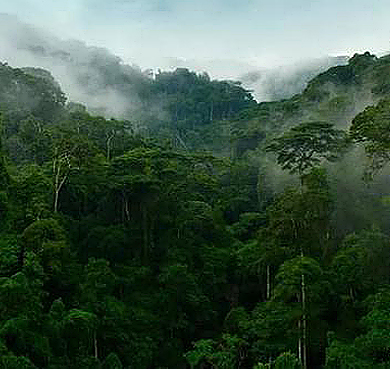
[350,98,390,177]
[50,134,95,213]
[266,121,347,179]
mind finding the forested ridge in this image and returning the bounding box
[2,51,390,369]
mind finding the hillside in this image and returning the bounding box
[0,14,349,123]
[2,51,390,368]
[231,52,386,156]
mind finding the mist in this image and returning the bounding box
[0,13,357,123]
[3,0,390,119]
[1,8,390,236]
[239,56,350,101]
[0,14,151,119]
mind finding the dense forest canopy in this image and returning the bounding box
[3,51,390,369]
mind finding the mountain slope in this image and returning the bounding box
[0,14,350,121]
[231,52,390,157]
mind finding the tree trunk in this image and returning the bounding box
[142,205,148,262]
[54,188,60,213]
[298,317,302,363]
[301,249,307,369]
[53,166,67,213]
[94,332,98,359]
[266,264,271,300]
[124,193,130,222]
[302,271,307,369]
[52,151,70,213]
[106,130,115,161]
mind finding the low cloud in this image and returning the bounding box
[239,56,349,102]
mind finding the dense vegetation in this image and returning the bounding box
[2,52,390,368]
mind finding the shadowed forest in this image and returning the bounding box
[2,50,390,369]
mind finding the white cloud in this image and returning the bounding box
[2,0,390,76]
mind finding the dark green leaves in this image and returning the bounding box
[350,98,390,177]
[266,121,348,175]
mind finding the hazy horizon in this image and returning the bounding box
[2,0,390,75]
[2,2,389,110]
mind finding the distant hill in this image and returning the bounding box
[231,52,390,157]
[0,14,350,119]
[239,55,349,101]
[0,15,251,118]
[0,63,65,122]
[3,14,390,157]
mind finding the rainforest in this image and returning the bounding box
[3,15,390,369]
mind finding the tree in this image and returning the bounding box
[185,334,247,369]
[266,121,347,178]
[356,289,390,366]
[21,218,66,255]
[325,336,369,369]
[18,115,51,165]
[325,289,390,368]
[62,309,98,361]
[63,111,134,161]
[350,98,390,177]
[103,353,123,369]
[331,229,390,302]
[0,113,8,189]
[237,235,287,302]
[0,236,19,276]
[274,352,302,369]
[267,168,333,260]
[50,134,95,213]
[10,165,52,229]
[273,257,327,369]
[264,170,333,369]
[244,300,298,365]
[0,355,38,369]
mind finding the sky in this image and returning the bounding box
[2,0,390,75]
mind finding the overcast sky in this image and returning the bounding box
[2,0,390,73]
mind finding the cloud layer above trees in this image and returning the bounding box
[3,0,390,72]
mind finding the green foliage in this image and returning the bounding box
[274,352,302,369]
[324,290,390,368]
[159,263,211,333]
[0,271,42,320]
[254,363,271,369]
[4,53,390,369]
[21,218,65,254]
[266,121,348,176]
[80,258,116,303]
[230,212,265,241]
[0,235,19,276]
[155,68,255,131]
[325,337,369,369]
[63,309,97,335]
[331,229,390,299]
[0,355,37,369]
[356,290,390,365]
[103,353,122,369]
[10,165,52,227]
[185,334,247,369]
[0,318,51,367]
[349,52,377,72]
[0,63,65,123]
[245,301,298,363]
[350,98,390,177]
[266,168,333,260]
[254,351,302,369]
[274,256,324,303]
